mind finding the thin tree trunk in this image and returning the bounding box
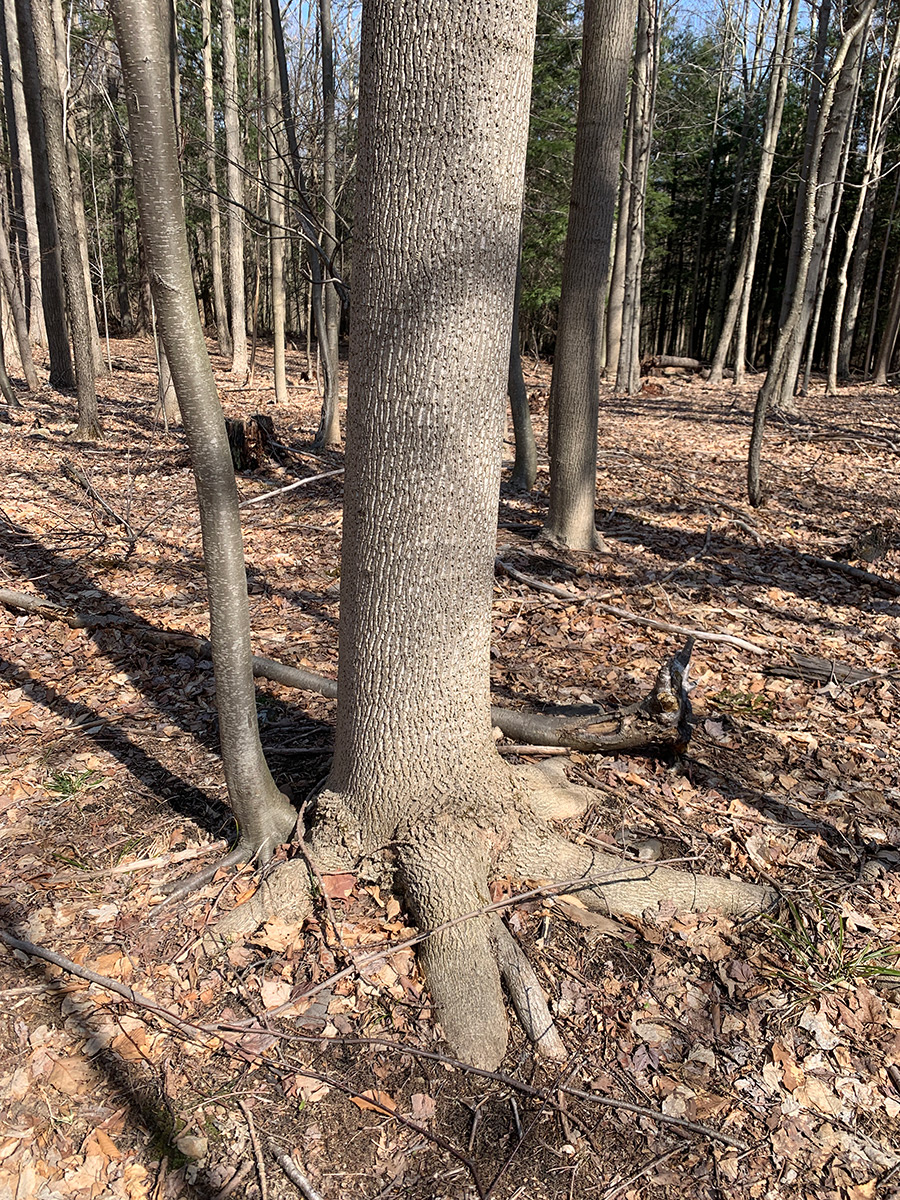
[0,0,45,347]
[320,0,340,383]
[0,196,38,391]
[865,166,900,375]
[827,17,900,392]
[106,72,132,332]
[604,100,633,383]
[202,0,231,357]
[111,0,296,857]
[708,0,799,387]
[25,0,99,436]
[873,257,900,384]
[748,0,875,506]
[14,0,73,388]
[544,0,637,549]
[508,240,536,491]
[261,0,287,403]
[268,0,340,447]
[615,0,658,396]
[222,0,248,376]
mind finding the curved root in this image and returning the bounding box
[199,860,314,956]
[493,916,566,1061]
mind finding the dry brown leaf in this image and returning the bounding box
[351,1089,396,1114]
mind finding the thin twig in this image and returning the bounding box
[600,1146,682,1200]
[273,1152,324,1200]
[238,468,344,508]
[238,1099,268,1200]
[496,560,767,655]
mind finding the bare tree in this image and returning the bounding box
[543,0,638,549]
[261,0,287,403]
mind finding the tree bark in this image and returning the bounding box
[319,0,340,391]
[604,98,633,383]
[0,196,38,391]
[267,0,340,447]
[13,0,73,389]
[261,0,287,404]
[111,0,296,855]
[508,244,536,492]
[222,0,248,376]
[827,16,900,392]
[20,0,98,435]
[748,0,874,506]
[708,0,799,387]
[614,0,658,396]
[543,0,637,550]
[201,0,230,357]
[0,0,45,347]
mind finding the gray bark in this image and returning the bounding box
[201,0,230,356]
[320,0,340,388]
[0,0,45,346]
[309,0,539,1069]
[614,0,658,395]
[0,195,38,391]
[14,0,73,389]
[543,0,637,550]
[22,0,97,434]
[708,0,799,387]
[222,0,248,375]
[508,246,536,492]
[111,0,296,857]
[261,0,287,403]
[748,0,875,506]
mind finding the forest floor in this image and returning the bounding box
[1,337,899,1200]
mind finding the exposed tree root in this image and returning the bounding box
[194,762,773,1070]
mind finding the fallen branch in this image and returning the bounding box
[796,552,900,597]
[496,560,767,656]
[0,588,694,754]
[239,468,344,508]
[61,458,136,541]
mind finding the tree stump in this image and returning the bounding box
[225,413,277,471]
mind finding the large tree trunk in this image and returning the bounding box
[542,0,637,551]
[111,0,296,856]
[222,0,248,376]
[14,0,73,389]
[201,0,230,357]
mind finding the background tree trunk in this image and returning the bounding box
[508,245,536,492]
[543,0,637,549]
[320,0,340,385]
[201,0,230,357]
[14,0,73,389]
[261,0,287,404]
[222,0,248,376]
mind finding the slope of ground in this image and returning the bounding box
[0,340,898,1200]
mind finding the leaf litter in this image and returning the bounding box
[0,342,898,1197]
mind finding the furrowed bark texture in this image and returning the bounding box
[544,0,636,549]
[112,0,296,858]
[308,0,538,1068]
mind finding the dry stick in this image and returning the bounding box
[0,930,746,1152]
[41,840,228,884]
[237,1099,268,1200]
[795,552,900,598]
[238,468,344,508]
[496,560,767,656]
[273,1153,324,1200]
[600,1146,682,1200]
[61,458,136,541]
